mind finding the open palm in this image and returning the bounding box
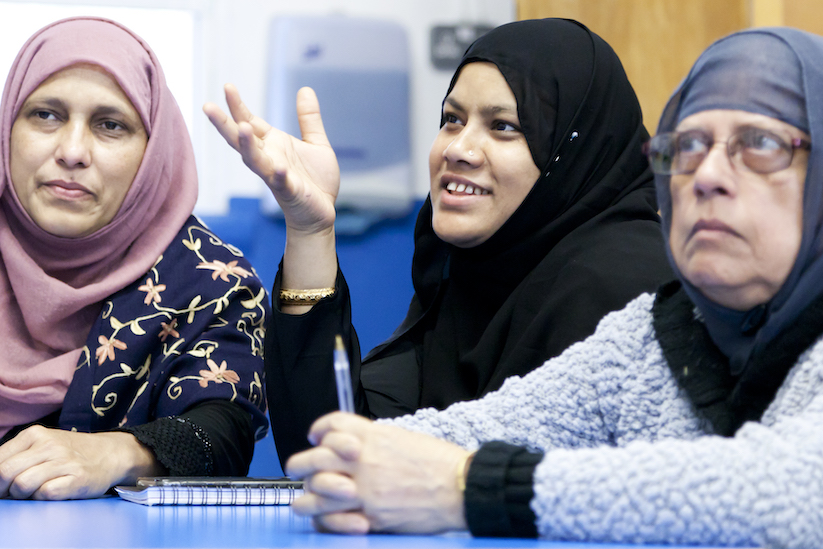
[204,85,340,235]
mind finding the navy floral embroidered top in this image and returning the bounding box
[57,216,269,475]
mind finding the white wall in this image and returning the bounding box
[0,0,514,214]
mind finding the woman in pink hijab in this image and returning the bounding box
[0,17,269,500]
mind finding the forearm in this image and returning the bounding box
[267,269,367,466]
[531,425,822,547]
[281,226,338,314]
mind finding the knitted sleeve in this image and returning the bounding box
[385,294,660,452]
[528,351,823,548]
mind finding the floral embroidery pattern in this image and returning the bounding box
[95,335,127,366]
[84,222,268,429]
[198,359,240,387]
[196,260,252,283]
[138,278,166,305]
[158,319,179,342]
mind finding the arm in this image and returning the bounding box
[384,294,662,451]
[266,266,366,468]
[282,295,661,534]
[528,384,823,547]
[266,263,422,467]
[203,85,338,315]
[126,399,255,476]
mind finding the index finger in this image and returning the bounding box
[223,83,272,137]
[285,445,355,480]
[202,102,240,150]
[307,412,373,446]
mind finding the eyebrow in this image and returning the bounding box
[444,96,518,118]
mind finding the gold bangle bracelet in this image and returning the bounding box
[456,452,475,493]
[279,287,336,306]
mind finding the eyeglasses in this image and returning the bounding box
[644,126,810,175]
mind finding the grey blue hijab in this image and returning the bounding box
[656,28,823,375]
[650,28,823,436]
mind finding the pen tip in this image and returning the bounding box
[335,334,344,351]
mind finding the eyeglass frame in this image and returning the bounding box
[643,126,811,176]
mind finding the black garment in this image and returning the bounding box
[266,19,673,466]
[0,400,255,477]
[653,280,823,437]
[408,19,675,410]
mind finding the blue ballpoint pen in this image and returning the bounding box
[333,335,355,413]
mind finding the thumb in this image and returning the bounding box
[296,87,332,147]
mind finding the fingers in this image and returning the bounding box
[306,471,358,500]
[235,121,277,182]
[7,461,77,500]
[292,472,359,516]
[295,87,331,147]
[307,411,373,446]
[313,513,371,535]
[285,445,354,480]
[202,84,272,150]
[202,102,240,150]
[224,83,272,137]
[0,426,42,497]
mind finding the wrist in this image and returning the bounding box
[449,450,474,531]
[281,226,338,315]
[103,432,165,485]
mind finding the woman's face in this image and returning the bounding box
[669,109,808,310]
[428,62,540,248]
[10,64,147,238]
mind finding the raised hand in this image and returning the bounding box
[0,426,163,500]
[286,412,471,535]
[203,85,340,236]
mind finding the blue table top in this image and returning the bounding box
[0,496,741,548]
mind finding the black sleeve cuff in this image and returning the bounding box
[125,416,214,477]
[123,400,255,477]
[464,441,543,538]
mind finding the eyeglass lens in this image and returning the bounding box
[649,127,799,175]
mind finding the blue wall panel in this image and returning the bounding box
[200,197,421,475]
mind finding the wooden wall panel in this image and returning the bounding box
[783,1,823,36]
[516,0,748,131]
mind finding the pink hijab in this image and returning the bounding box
[0,17,198,438]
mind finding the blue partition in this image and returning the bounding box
[200,197,420,475]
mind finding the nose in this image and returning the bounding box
[690,141,736,199]
[55,121,91,169]
[443,125,482,167]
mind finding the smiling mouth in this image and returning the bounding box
[445,181,489,196]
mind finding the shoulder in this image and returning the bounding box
[152,216,263,290]
[586,292,658,345]
[765,334,823,423]
[522,218,672,314]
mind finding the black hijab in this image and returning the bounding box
[363,19,672,411]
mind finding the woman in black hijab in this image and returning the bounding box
[205,18,673,466]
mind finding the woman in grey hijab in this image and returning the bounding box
[282,27,823,548]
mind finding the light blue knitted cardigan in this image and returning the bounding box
[387,293,823,547]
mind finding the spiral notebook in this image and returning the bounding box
[115,477,303,506]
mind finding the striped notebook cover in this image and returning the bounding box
[115,477,303,506]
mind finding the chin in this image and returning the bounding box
[35,219,94,239]
[432,223,483,248]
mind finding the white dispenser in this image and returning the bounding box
[264,14,413,234]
